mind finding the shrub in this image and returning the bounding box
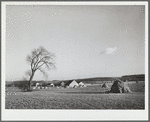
[6,84,12,87]
[128,82,145,92]
[14,81,28,91]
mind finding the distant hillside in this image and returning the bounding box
[121,74,145,81]
[73,77,119,84]
[50,77,120,85]
[59,75,145,84]
[6,74,145,87]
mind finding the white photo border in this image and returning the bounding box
[2,1,149,121]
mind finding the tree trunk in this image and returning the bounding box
[28,72,35,91]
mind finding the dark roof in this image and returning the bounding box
[65,80,74,86]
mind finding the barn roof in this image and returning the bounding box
[65,80,74,86]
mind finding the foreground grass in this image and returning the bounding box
[6,85,144,109]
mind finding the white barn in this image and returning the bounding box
[50,83,55,87]
[69,80,79,88]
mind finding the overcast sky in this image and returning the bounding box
[6,5,145,81]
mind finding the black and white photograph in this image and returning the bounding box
[2,1,148,121]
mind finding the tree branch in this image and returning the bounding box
[36,62,45,70]
[38,68,48,79]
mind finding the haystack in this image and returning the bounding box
[110,79,132,93]
[79,82,86,87]
[61,82,65,87]
[101,83,109,88]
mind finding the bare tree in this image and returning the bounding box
[26,46,55,91]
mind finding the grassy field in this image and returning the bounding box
[5,82,145,109]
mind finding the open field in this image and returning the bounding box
[5,82,145,109]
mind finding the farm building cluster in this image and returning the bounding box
[31,79,132,93]
[6,75,140,93]
[32,80,87,89]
